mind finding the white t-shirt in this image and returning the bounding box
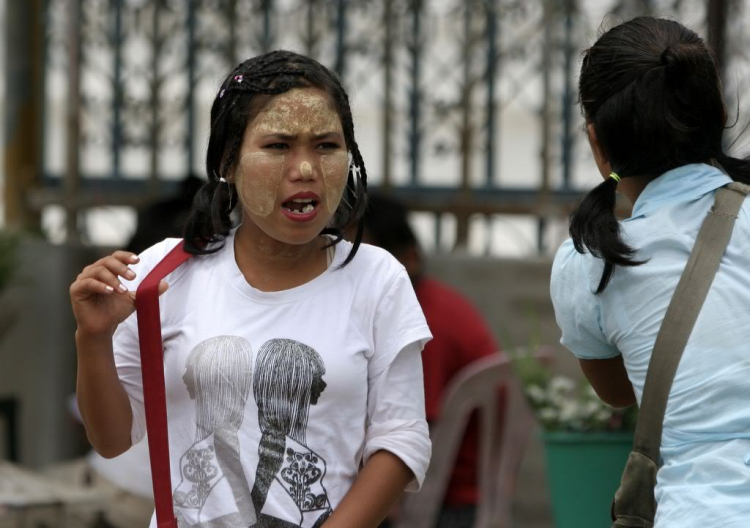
[114,229,432,528]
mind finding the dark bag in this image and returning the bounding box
[610,182,749,528]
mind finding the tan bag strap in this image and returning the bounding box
[634,182,749,461]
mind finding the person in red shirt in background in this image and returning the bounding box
[364,193,500,528]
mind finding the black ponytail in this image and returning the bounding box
[183,51,368,265]
[573,16,749,293]
[714,153,750,186]
[569,178,643,293]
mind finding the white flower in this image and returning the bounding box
[539,407,558,422]
[526,384,546,403]
[561,400,587,422]
[583,401,601,415]
[549,376,575,394]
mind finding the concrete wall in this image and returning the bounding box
[0,240,98,467]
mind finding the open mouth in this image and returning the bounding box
[282,197,318,215]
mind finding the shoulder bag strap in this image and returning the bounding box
[135,241,194,528]
[634,182,750,461]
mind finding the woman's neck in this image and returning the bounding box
[618,174,654,208]
[234,222,328,292]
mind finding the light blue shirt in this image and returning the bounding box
[551,164,750,528]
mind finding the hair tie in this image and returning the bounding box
[609,172,621,183]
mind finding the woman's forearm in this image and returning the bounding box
[323,450,414,528]
[76,330,133,458]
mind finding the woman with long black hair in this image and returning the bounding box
[551,17,750,527]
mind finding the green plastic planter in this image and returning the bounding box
[542,431,634,528]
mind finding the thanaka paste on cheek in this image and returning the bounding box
[320,151,349,214]
[235,152,284,217]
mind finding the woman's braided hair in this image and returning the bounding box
[183,50,368,267]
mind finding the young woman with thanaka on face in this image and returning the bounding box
[71,52,429,528]
[229,87,349,287]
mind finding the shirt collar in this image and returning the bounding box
[627,163,732,220]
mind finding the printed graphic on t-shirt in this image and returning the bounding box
[251,339,332,528]
[173,336,256,527]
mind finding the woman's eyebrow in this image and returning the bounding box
[258,131,343,141]
[312,131,343,140]
[260,133,296,140]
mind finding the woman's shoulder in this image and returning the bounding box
[124,237,211,291]
[336,240,407,283]
[551,238,604,297]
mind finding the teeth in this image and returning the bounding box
[302,204,314,213]
[292,198,313,204]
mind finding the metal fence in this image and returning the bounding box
[14,0,750,252]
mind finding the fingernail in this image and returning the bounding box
[126,269,136,279]
[105,286,114,293]
[130,255,140,262]
[118,284,128,292]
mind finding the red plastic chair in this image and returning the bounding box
[394,351,546,528]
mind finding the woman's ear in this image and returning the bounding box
[587,122,613,179]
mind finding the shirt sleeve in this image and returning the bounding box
[112,315,147,445]
[550,240,620,360]
[363,341,432,492]
[363,267,432,491]
[368,268,432,376]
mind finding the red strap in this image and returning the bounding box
[135,241,193,528]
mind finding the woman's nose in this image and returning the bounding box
[299,161,314,181]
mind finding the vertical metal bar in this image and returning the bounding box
[186,0,196,174]
[408,0,423,185]
[149,0,161,194]
[485,0,498,188]
[382,0,393,189]
[560,0,575,188]
[434,212,443,254]
[112,0,123,180]
[66,0,82,242]
[537,216,547,254]
[305,0,317,57]
[485,215,493,256]
[228,0,238,68]
[707,0,729,81]
[455,0,474,249]
[3,0,44,229]
[538,0,554,255]
[485,0,498,255]
[540,0,552,193]
[262,0,273,53]
[334,0,347,77]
